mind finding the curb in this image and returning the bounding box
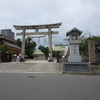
[62,71,100,75]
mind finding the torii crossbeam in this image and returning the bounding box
[13,22,62,62]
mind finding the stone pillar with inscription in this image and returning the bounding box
[88,40,95,62]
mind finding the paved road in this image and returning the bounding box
[0,61,61,73]
[0,73,100,100]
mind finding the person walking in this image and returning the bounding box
[16,55,20,62]
[14,54,17,62]
[19,53,21,62]
[20,54,24,62]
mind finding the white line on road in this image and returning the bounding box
[28,63,37,71]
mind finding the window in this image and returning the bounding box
[72,34,78,40]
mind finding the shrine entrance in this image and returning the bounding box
[13,23,62,62]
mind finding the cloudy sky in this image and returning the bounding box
[0,0,100,47]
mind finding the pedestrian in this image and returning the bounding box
[16,55,20,62]
[20,54,24,62]
[14,54,17,62]
[19,53,21,62]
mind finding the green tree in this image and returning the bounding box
[0,45,12,53]
[16,39,22,47]
[79,38,88,55]
[16,37,37,58]
[80,36,100,53]
[52,50,57,58]
[25,37,36,57]
[38,45,49,60]
[79,36,100,61]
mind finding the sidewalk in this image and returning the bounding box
[0,59,61,73]
[0,59,100,75]
[25,59,57,63]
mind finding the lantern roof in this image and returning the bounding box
[66,27,83,36]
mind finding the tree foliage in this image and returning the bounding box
[0,45,15,53]
[25,37,36,57]
[52,50,57,57]
[16,39,22,47]
[79,36,100,54]
[16,37,37,57]
[0,45,9,52]
[38,45,49,59]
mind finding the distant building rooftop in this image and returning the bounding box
[33,51,44,55]
[3,40,21,49]
[0,34,15,43]
[53,45,68,51]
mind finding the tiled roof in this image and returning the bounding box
[3,41,21,49]
[66,27,83,36]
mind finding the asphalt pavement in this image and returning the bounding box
[0,60,100,100]
[0,73,100,100]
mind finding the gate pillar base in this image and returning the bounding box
[48,59,54,62]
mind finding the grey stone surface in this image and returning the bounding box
[62,62,91,72]
[0,62,37,73]
[30,63,61,73]
[0,61,61,73]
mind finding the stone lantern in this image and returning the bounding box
[66,27,82,62]
[62,27,91,72]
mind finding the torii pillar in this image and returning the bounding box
[48,28,53,61]
[13,23,62,62]
[22,29,26,55]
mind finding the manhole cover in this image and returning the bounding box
[28,76,35,78]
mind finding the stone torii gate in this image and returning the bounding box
[13,23,62,61]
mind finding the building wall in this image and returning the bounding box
[34,54,45,60]
[1,29,14,39]
[0,35,21,55]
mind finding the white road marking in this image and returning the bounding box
[28,63,37,71]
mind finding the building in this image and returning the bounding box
[1,29,14,39]
[53,44,68,56]
[0,34,21,54]
[33,51,45,60]
[53,44,68,62]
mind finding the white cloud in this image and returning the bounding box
[0,0,100,47]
